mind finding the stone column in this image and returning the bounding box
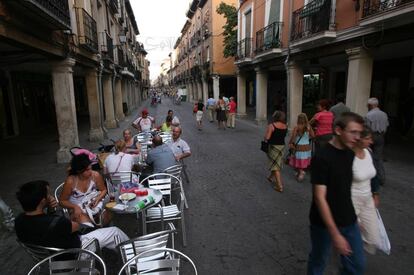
[121,79,128,114]
[103,75,117,128]
[255,68,268,123]
[345,47,373,116]
[202,78,209,104]
[287,61,304,129]
[190,82,195,102]
[51,58,79,163]
[114,77,125,121]
[85,68,104,142]
[237,70,247,116]
[213,75,220,99]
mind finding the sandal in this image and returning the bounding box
[267,176,274,183]
[273,184,283,193]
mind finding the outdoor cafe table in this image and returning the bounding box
[105,188,163,235]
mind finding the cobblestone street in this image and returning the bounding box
[0,98,413,274]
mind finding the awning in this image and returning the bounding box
[299,0,327,19]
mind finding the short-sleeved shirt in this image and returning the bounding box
[228,101,237,113]
[314,111,334,136]
[365,107,389,133]
[168,138,191,157]
[133,116,154,132]
[15,214,81,248]
[104,152,134,173]
[161,123,172,133]
[330,102,350,119]
[197,103,205,111]
[146,144,177,173]
[207,98,216,107]
[171,116,180,126]
[309,143,357,227]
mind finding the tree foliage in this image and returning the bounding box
[216,2,237,58]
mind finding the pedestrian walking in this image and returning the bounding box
[227,97,237,128]
[264,111,288,192]
[195,100,205,131]
[365,97,389,186]
[288,113,314,181]
[308,112,365,275]
[216,95,227,130]
[330,93,350,120]
[206,96,216,122]
[351,126,381,255]
[310,99,334,154]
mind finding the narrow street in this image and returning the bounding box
[1,98,413,274]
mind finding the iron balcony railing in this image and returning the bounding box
[236,38,253,60]
[25,0,70,28]
[108,0,118,14]
[76,8,98,52]
[291,0,332,41]
[362,0,414,18]
[100,31,114,60]
[256,21,282,53]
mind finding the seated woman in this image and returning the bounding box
[104,140,135,174]
[59,154,109,227]
[123,129,141,155]
[160,116,173,133]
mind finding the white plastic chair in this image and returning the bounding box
[27,248,106,275]
[118,248,198,275]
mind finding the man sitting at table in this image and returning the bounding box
[146,135,177,173]
[15,180,129,251]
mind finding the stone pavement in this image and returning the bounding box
[0,97,413,274]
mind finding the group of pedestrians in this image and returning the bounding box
[202,95,237,130]
[263,96,390,274]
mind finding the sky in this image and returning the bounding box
[130,0,192,81]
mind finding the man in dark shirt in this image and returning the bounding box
[308,112,365,275]
[15,180,128,251]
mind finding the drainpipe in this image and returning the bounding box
[112,67,118,125]
[97,55,107,137]
[284,0,293,130]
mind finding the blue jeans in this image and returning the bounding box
[307,223,365,275]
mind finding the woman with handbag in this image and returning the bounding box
[60,154,109,227]
[288,113,314,181]
[351,126,381,254]
[264,111,288,192]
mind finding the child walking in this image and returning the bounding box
[288,113,314,181]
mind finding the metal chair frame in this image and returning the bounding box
[163,164,189,208]
[115,222,176,266]
[27,248,106,275]
[139,173,187,246]
[117,247,198,275]
[18,238,101,262]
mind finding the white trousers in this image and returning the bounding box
[352,194,380,254]
[80,226,129,251]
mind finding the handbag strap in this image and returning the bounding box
[114,154,124,173]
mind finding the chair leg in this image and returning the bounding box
[141,211,147,235]
[181,214,187,247]
[182,166,190,184]
[179,181,189,209]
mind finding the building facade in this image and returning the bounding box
[168,0,238,103]
[236,0,414,135]
[0,0,149,162]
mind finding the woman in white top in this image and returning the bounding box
[352,126,380,254]
[104,140,135,174]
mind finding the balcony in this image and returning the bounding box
[116,46,126,67]
[76,8,98,52]
[290,0,336,46]
[236,38,253,62]
[15,0,71,30]
[100,31,114,61]
[360,0,414,26]
[255,22,282,55]
[108,0,118,14]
